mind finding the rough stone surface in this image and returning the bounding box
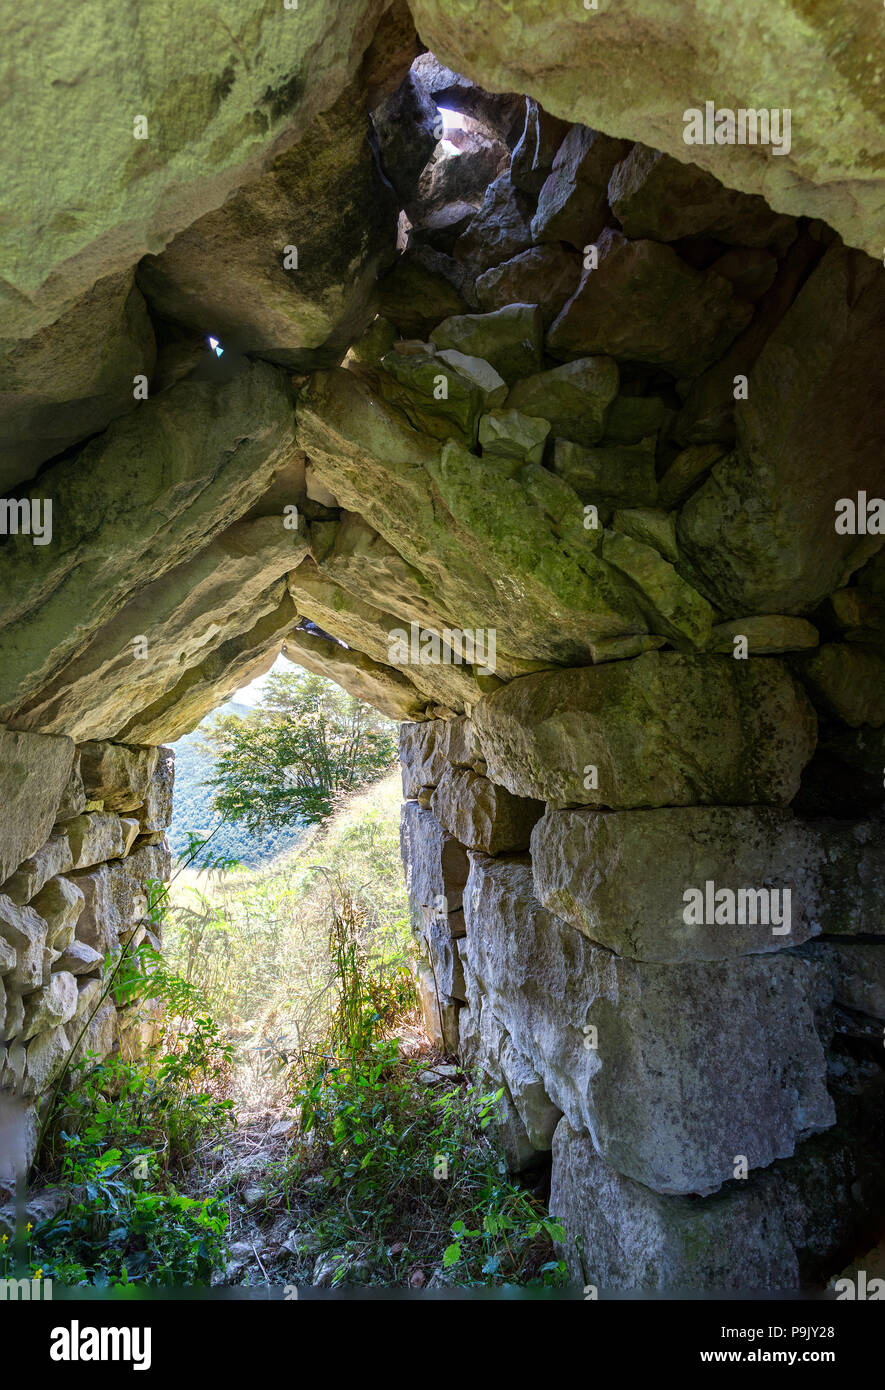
[0,896,47,994]
[463,855,834,1194]
[509,99,570,199]
[608,144,797,252]
[0,729,75,883]
[678,246,885,616]
[430,765,542,854]
[137,88,397,371]
[552,437,657,508]
[0,271,156,491]
[472,653,818,809]
[1,0,399,341]
[505,358,618,447]
[0,361,297,724]
[551,1102,885,1291]
[531,125,628,248]
[1,830,74,906]
[451,174,534,277]
[474,245,581,327]
[547,230,752,377]
[530,806,856,962]
[478,409,549,465]
[430,304,543,385]
[408,0,884,259]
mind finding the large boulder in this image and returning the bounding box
[474,245,581,327]
[137,88,398,371]
[408,0,884,258]
[1,0,399,341]
[608,143,797,251]
[471,653,817,809]
[0,272,156,492]
[0,359,297,722]
[373,69,439,205]
[530,806,885,962]
[15,515,311,741]
[0,729,75,883]
[547,230,752,377]
[505,358,618,447]
[531,126,628,248]
[429,304,543,385]
[677,245,885,616]
[463,855,835,1195]
[451,174,534,277]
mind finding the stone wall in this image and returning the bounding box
[399,708,885,1291]
[2,9,885,1295]
[0,728,172,1186]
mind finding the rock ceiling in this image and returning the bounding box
[0,0,883,745]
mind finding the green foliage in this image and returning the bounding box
[283,890,569,1290]
[29,948,235,1288]
[163,771,412,1060]
[202,670,397,833]
[168,701,303,868]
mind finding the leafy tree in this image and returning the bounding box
[202,670,398,833]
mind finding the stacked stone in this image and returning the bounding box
[400,693,885,1289]
[0,728,172,1178]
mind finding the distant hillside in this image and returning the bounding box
[168,701,304,869]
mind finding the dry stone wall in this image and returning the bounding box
[0,729,172,1198]
[1,8,885,1292]
[399,710,885,1289]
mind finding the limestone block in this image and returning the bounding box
[430,305,543,385]
[547,230,751,376]
[532,125,629,247]
[77,742,160,813]
[21,972,78,1040]
[552,437,658,509]
[0,895,48,994]
[530,806,847,962]
[399,721,449,798]
[430,765,542,854]
[415,961,460,1054]
[677,246,885,616]
[0,937,14,976]
[452,173,534,277]
[472,652,817,809]
[475,245,580,327]
[478,409,549,466]
[400,801,470,918]
[138,747,174,832]
[1,828,73,905]
[67,812,139,870]
[464,855,834,1194]
[608,143,797,251]
[505,357,618,447]
[29,876,84,950]
[0,728,76,882]
[55,752,86,823]
[709,616,819,655]
[53,939,103,978]
[550,1117,878,1289]
[19,1026,72,1097]
[459,991,562,1154]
